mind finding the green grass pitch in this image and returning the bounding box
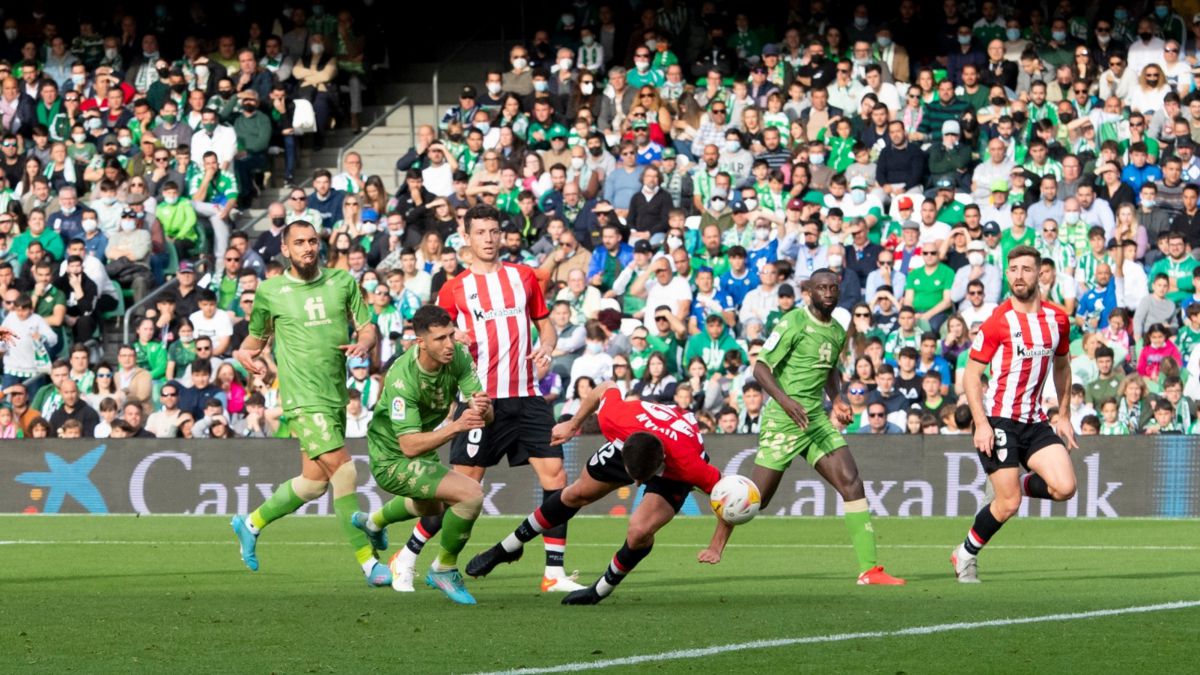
[1,515,1197,673]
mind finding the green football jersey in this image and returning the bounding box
[367,343,482,464]
[247,268,371,412]
[758,306,846,412]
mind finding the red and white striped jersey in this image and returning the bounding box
[969,299,1070,423]
[597,388,720,493]
[437,263,549,399]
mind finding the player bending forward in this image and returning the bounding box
[719,269,905,585]
[350,306,492,604]
[231,221,390,586]
[951,246,1078,582]
[466,381,735,605]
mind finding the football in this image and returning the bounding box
[709,474,762,525]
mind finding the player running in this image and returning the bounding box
[229,220,390,586]
[350,305,492,604]
[466,381,733,605]
[951,246,1078,583]
[390,205,582,593]
[715,269,905,585]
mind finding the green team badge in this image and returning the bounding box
[818,342,832,364]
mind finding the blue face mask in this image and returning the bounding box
[533,80,548,93]
[1114,9,1129,21]
[1155,6,1169,18]
[958,35,972,46]
[1051,30,1067,42]
[877,37,892,48]
[1006,28,1021,41]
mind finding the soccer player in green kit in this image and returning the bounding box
[350,305,492,604]
[229,221,391,586]
[704,269,905,585]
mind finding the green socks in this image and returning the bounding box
[371,497,417,529]
[435,508,478,569]
[249,480,307,531]
[333,494,375,565]
[843,499,877,574]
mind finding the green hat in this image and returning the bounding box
[802,190,824,205]
[990,178,1009,192]
[631,119,649,130]
[548,124,568,140]
[661,147,677,159]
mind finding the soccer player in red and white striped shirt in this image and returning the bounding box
[390,205,585,593]
[951,246,1079,583]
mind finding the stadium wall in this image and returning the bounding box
[3,437,1197,518]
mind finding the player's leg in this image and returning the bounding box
[423,470,485,605]
[529,455,581,590]
[1022,438,1078,502]
[952,467,1022,583]
[751,465,787,508]
[232,468,327,572]
[468,469,620,578]
[812,435,905,585]
[562,489,679,605]
[754,408,804,509]
[394,463,483,578]
[312,448,391,586]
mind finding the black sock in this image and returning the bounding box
[406,514,443,554]
[540,490,573,568]
[1022,473,1053,499]
[597,541,653,597]
[513,490,580,543]
[963,503,1004,556]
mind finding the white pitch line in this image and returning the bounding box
[468,600,1200,675]
[0,540,1196,551]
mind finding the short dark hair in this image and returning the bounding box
[1095,345,1115,360]
[196,289,217,304]
[621,431,665,483]
[191,359,213,376]
[412,305,454,334]
[1006,245,1041,265]
[464,204,502,233]
[282,219,318,241]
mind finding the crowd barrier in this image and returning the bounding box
[3,436,1196,518]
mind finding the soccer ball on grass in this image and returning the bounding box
[709,474,762,525]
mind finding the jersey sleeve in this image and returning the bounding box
[1054,309,1070,356]
[757,310,802,372]
[436,275,460,321]
[664,435,721,493]
[522,265,550,322]
[246,287,273,340]
[453,343,483,397]
[969,316,1003,364]
[343,272,372,332]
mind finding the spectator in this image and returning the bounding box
[630,351,676,404]
[48,378,99,437]
[0,293,56,388]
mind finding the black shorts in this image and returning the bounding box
[978,416,1064,474]
[584,442,698,513]
[448,396,560,468]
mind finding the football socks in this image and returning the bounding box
[595,541,653,598]
[962,503,1005,557]
[248,479,307,533]
[843,498,878,574]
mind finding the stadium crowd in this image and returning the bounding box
[1,1,1199,441]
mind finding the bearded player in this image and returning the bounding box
[390,205,582,593]
[465,381,733,605]
[951,246,1078,582]
[714,269,905,585]
[352,305,493,604]
[230,221,390,586]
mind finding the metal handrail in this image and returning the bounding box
[338,96,414,170]
[431,30,487,137]
[121,277,181,346]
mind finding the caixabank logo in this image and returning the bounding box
[14,445,109,514]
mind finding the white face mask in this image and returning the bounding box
[724,140,741,153]
[512,57,527,70]
[581,35,595,45]
[72,133,86,143]
[743,197,758,210]
[118,136,132,148]
[120,218,137,232]
[827,254,844,268]
[570,156,584,170]
[586,341,603,354]
[1064,211,1080,224]
[558,58,573,72]
[667,236,684,250]
[486,82,502,95]
[81,219,98,233]
[635,60,650,72]
[810,153,825,165]
[4,28,17,41]
[71,73,86,85]
[195,64,209,78]
[851,189,866,205]
[360,222,377,235]
[968,252,985,266]
[580,82,594,95]
[755,227,770,240]
[310,43,324,55]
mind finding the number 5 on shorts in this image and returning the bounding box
[993,428,1008,447]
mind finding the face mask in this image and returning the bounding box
[310,43,324,55]
[968,252,985,266]
[72,133,86,143]
[854,17,869,29]
[1006,28,1021,41]
[161,113,177,125]
[533,80,548,93]
[588,145,604,157]
[118,136,132,148]
[810,152,825,165]
[635,60,650,72]
[710,198,726,210]
[271,216,286,227]
[512,57,527,70]
[667,235,683,250]
[181,334,195,343]
[61,206,75,216]
[361,222,377,235]
[558,58,573,72]
[1052,30,1068,42]
[852,189,868,205]
[991,96,1006,106]
[755,227,770,241]
[71,73,86,86]
[724,140,741,153]
[645,39,659,51]
[87,118,102,130]
[218,89,234,100]
[1115,9,1129,21]
[3,29,16,41]
[586,342,603,354]
[81,219,98,233]
[120,218,137,232]
[582,35,595,45]
[1060,211,1079,225]
[203,122,217,132]
[570,156,584,170]
[1143,199,1157,208]
[1155,6,1169,18]
[195,64,210,78]
[362,280,379,293]
[157,66,170,79]
[827,254,843,268]
[1139,31,1153,41]
[486,82,502,95]
[805,239,819,250]
[743,197,758,210]
[958,35,972,46]
[1098,33,1111,45]
[580,82,594,95]
[163,195,179,205]
[877,36,892,48]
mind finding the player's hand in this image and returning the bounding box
[1056,416,1079,452]
[697,547,722,564]
[470,391,493,420]
[778,396,809,430]
[974,419,995,457]
[234,349,265,377]
[529,341,552,367]
[455,408,486,433]
[0,327,15,344]
[339,342,370,360]
[832,399,854,426]
[549,420,577,446]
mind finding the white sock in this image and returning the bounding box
[596,577,614,597]
[544,565,566,578]
[957,543,977,560]
[394,547,418,570]
[245,519,261,535]
[500,533,523,553]
[365,514,382,533]
[361,559,378,575]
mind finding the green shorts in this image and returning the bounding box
[755,408,848,472]
[371,452,449,501]
[288,407,348,459]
